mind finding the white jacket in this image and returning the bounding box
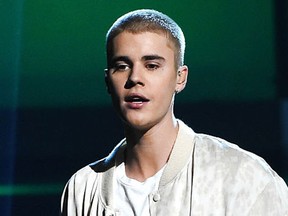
[61,120,288,215]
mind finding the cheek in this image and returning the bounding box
[109,76,124,94]
[158,73,177,91]
[155,78,177,100]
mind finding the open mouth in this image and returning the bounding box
[126,96,149,103]
[125,94,150,107]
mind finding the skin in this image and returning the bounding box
[106,31,188,181]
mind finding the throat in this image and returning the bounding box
[124,142,172,182]
[123,118,179,181]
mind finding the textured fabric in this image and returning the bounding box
[61,120,288,216]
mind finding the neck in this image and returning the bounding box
[124,116,179,182]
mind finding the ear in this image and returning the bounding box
[175,65,188,94]
[104,69,112,94]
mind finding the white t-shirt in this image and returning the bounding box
[114,162,165,216]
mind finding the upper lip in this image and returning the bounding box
[124,93,150,102]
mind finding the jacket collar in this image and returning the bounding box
[100,120,195,206]
[159,120,195,187]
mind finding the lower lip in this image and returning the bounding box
[126,101,148,109]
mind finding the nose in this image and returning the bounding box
[124,65,144,89]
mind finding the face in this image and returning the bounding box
[106,31,187,131]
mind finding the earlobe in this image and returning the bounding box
[175,65,188,93]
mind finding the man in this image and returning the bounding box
[61,9,288,215]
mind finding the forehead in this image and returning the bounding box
[111,31,176,58]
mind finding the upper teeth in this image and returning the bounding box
[132,97,142,101]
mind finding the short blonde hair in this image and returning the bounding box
[106,9,186,68]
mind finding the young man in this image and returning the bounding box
[61,9,288,215]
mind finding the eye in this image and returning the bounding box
[146,63,159,71]
[113,63,130,72]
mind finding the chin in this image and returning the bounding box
[122,117,153,132]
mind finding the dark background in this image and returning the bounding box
[1,0,287,215]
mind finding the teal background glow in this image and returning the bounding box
[3,0,276,108]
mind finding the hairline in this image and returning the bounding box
[105,9,185,69]
[109,30,179,69]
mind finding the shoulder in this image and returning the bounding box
[192,133,288,213]
[63,139,126,194]
[69,163,101,185]
[61,140,127,214]
[194,133,272,175]
[63,160,104,199]
[178,120,275,179]
[193,133,288,212]
[61,158,116,214]
[66,138,126,187]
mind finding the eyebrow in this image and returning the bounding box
[141,55,165,62]
[111,56,131,64]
